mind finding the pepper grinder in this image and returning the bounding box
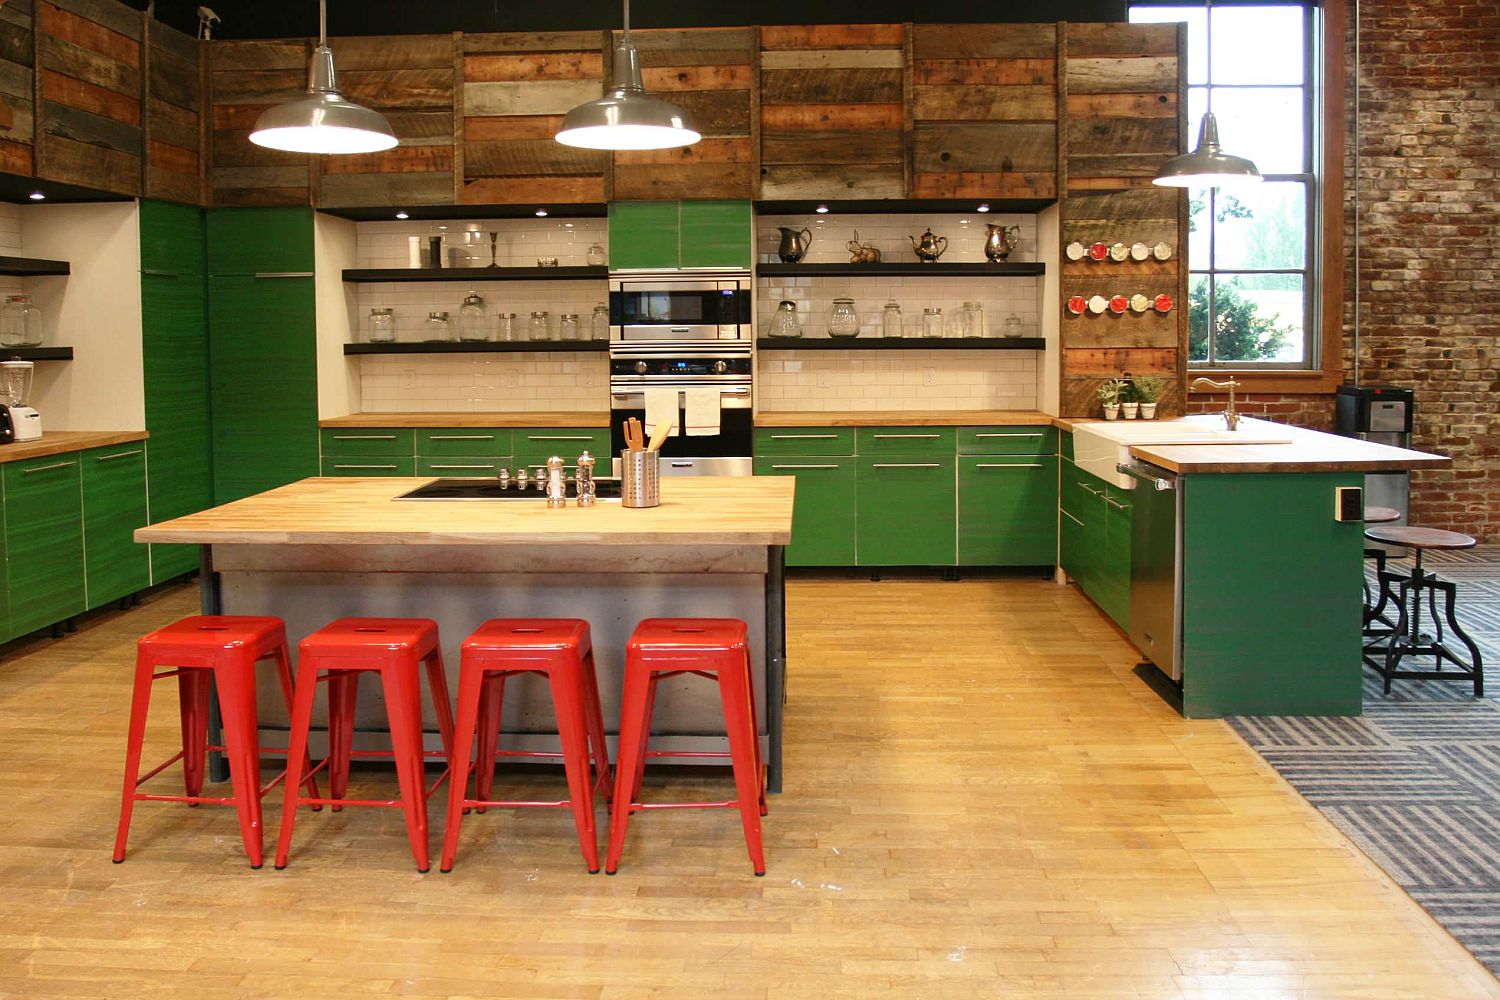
[545,455,567,508]
[576,451,596,506]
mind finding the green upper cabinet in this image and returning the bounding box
[139,200,205,275]
[81,444,152,609]
[206,206,315,275]
[608,201,751,270]
[3,454,86,638]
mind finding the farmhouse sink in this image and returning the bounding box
[1074,416,1294,488]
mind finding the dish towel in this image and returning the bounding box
[684,387,721,437]
[643,388,678,440]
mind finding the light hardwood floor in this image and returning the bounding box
[1,576,1496,999]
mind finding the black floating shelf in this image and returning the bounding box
[757,338,1045,351]
[756,262,1045,279]
[342,266,607,283]
[0,255,70,277]
[0,346,74,360]
[344,340,608,356]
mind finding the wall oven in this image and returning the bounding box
[609,271,752,343]
[609,343,753,476]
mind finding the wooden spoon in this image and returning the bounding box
[647,419,673,452]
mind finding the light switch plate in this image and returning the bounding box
[1335,485,1363,522]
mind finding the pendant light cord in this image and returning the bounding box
[622,0,630,43]
[318,0,327,47]
[1203,0,1212,115]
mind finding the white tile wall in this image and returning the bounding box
[357,218,608,269]
[756,349,1037,412]
[358,353,608,413]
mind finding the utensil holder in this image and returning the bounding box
[620,450,660,508]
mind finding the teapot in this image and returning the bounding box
[909,228,948,263]
[984,224,1021,263]
[777,226,812,264]
[846,230,881,264]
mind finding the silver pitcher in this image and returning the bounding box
[909,228,948,263]
[984,224,1020,262]
[777,226,813,263]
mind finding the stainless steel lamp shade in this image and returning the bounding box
[555,39,700,151]
[1153,112,1262,188]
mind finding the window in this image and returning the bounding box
[1129,3,1320,370]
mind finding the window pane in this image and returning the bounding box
[1187,194,1211,270]
[1188,274,1210,363]
[1211,274,1305,364]
[1128,7,1206,85]
[1188,87,1305,176]
[1211,181,1306,270]
[1211,7,1305,85]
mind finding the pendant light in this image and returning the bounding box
[555,0,700,151]
[1153,0,1261,188]
[249,0,397,155]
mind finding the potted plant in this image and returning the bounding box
[1133,375,1166,419]
[1098,379,1124,420]
[1120,381,1140,420]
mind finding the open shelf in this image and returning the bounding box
[0,256,69,277]
[0,346,73,360]
[755,198,1055,216]
[342,265,607,283]
[757,338,1045,351]
[344,340,608,356]
[756,262,1044,279]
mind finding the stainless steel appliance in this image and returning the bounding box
[1120,460,1182,681]
[396,478,623,502]
[609,342,753,476]
[608,270,752,343]
[1,360,41,442]
[1336,384,1413,550]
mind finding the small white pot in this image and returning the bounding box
[1122,402,1140,419]
[1102,404,1120,420]
[1140,402,1158,419]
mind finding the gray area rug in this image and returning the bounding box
[1229,545,1500,975]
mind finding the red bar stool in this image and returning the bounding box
[606,618,767,876]
[112,615,320,869]
[439,619,612,873]
[275,618,455,872]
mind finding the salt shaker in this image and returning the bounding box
[576,451,596,506]
[545,456,567,508]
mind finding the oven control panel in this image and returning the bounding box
[609,357,752,378]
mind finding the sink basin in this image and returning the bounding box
[1074,416,1293,488]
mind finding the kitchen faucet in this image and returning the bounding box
[1190,377,1242,430]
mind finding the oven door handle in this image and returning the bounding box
[611,388,749,398]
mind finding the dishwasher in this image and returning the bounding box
[1118,460,1182,681]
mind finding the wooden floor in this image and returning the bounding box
[1,576,1497,999]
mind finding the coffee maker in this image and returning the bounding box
[1,360,41,442]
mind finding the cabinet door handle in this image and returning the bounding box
[254,271,314,279]
[872,463,941,469]
[974,432,1044,438]
[427,464,496,470]
[96,449,144,462]
[1077,482,1103,496]
[872,433,941,439]
[1061,509,1085,526]
[332,434,397,441]
[140,268,179,277]
[22,460,77,474]
[975,462,1043,469]
[770,464,840,470]
[331,464,399,470]
[770,433,839,440]
[1105,497,1131,511]
[526,435,595,441]
[428,434,495,441]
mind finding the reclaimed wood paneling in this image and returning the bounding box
[36,0,143,194]
[0,0,34,162]
[144,19,201,204]
[757,24,904,202]
[210,39,310,206]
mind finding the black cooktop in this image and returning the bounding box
[395,477,622,501]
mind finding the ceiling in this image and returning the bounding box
[130,1,1127,41]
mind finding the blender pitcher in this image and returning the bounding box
[0,360,40,440]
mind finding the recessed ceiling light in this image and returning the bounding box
[976,203,990,213]
[535,209,549,217]
[564,222,574,228]
[28,191,44,201]
[395,210,408,220]
[815,205,829,214]
[436,224,448,231]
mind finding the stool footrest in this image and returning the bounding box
[628,800,740,812]
[464,798,573,809]
[134,792,239,806]
[645,750,734,759]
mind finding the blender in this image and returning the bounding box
[1,360,41,441]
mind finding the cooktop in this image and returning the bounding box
[394,477,623,501]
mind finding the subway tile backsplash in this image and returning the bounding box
[358,353,609,413]
[756,350,1037,412]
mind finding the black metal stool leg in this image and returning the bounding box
[1437,579,1484,698]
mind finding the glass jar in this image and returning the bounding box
[828,297,860,339]
[529,311,549,339]
[459,291,489,341]
[766,300,802,339]
[586,243,607,267]
[424,311,452,342]
[496,313,516,342]
[558,313,579,341]
[882,302,903,339]
[591,304,610,340]
[368,307,395,343]
[1,295,41,347]
[1002,313,1025,338]
[961,301,985,339]
[922,307,944,339]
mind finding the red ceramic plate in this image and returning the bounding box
[1066,295,1087,315]
[1088,242,1109,261]
[1153,293,1174,313]
[1108,294,1128,314]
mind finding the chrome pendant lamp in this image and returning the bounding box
[249,0,397,155]
[555,0,700,151]
[1153,0,1261,188]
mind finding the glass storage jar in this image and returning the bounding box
[529,311,549,339]
[827,297,860,339]
[961,301,985,339]
[496,313,516,342]
[424,311,453,342]
[591,304,610,340]
[558,313,579,341]
[766,300,802,338]
[881,301,903,339]
[459,291,489,341]
[1,295,41,347]
[1002,313,1025,338]
[586,243,607,267]
[922,307,944,339]
[368,307,395,343]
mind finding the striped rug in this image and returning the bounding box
[1229,545,1500,974]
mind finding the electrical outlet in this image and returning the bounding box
[580,368,596,388]
[401,370,417,389]
[922,368,936,386]
[817,370,832,389]
[503,368,520,389]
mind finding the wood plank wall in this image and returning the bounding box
[0,0,36,176]
[36,0,143,195]
[757,24,906,201]
[611,27,755,200]
[1058,22,1186,418]
[315,35,455,209]
[208,39,311,206]
[144,18,201,204]
[459,31,607,205]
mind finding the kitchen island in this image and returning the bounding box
[135,476,795,790]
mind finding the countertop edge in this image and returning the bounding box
[321,412,609,428]
[754,410,1055,427]
[0,430,149,464]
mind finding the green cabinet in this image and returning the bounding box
[856,455,956,566]
[958,455,1058,566]
[206,206,315,276]
[856,427,955,457]
[754,456,856,566]
[608,201,752,270]
[82,444,151,608]
[320,427,416,477]
[513,427,611,474]
[957,426,1056,456]
[3,454,86,637]
[416,428,512,457]
[1100,485,1133,629]
[754,427,855,459]
[1059,459,1130,630]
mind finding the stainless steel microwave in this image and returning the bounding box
[608,271,752,343]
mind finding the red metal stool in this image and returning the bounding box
[439,619,612,873]
[275,618,455,872]
[112,615,320,869]
[606,618,767,876]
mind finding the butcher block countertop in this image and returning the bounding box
[1129,420,1448,475]
[0,430,148,464]
[755,410,1054,427]
[136,476,795,547]
[320,412,608,428]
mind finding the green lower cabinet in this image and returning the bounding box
[1099,485,1133,630]
[3,454,86,638]
[417,456,511,477]
[513,428,610,468]
[82,444,152,609]
[856,456,956,566]
[753,456,856,567]
[958,456,1058,566]
[321,457,416,477]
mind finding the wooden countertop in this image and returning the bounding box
[755,409,1054,427]
[1129,420,1448,474]
[136,476,795,547]
[320,412,608,428]
[0,430,148,464]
